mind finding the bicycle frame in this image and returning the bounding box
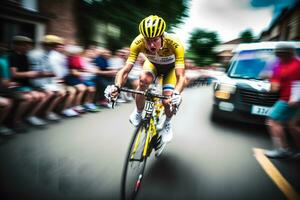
[131,96,161,159]
[119,87,167,159]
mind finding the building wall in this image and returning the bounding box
[291,6,300,40]
[0,1,47,46]
[39,0,77,44]
[259,3,300,41]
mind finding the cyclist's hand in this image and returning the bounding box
[171,91,182,107]
[104,85,119,102]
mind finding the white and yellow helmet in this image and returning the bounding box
[139,15,166,38]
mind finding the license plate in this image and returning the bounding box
[251,105,270,116]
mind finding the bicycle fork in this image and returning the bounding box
[130,119,157,160]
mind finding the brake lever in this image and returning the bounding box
[109,86,120,109]
[110,96,118,109]
[111,100,116,109]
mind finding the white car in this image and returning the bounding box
[211,41,300,124]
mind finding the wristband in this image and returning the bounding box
[114,85,121,92]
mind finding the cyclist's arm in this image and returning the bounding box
[174,68,185,93]
[115,35,142,88]
[114,62,134,88]
[173,36,185,93]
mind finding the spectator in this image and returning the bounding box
[9,36,49,127]
[47,37,78,117]
[28,35,67,122]
[0,43,32,133]
[108,49,130,103]
[64,45,87,114]
[93,48,117,107]
[108,49,127,70]
[65,46,99,112]
[265,43,300,159]
[0,44,14,135]
[80,48,99,112]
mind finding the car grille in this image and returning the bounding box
[239,89,279,106]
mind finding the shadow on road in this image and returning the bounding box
[136,154,202,200]
[210,117,268,136]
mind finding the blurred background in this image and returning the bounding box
[0,1,300,199]
[0,0,299,68]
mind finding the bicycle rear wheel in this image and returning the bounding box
[121,122,149,200]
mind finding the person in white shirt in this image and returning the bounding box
[108,49,131,102]
[48,40,78,117]
[28,35,67,121]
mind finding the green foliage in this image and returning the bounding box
[76,0,189,50]
[188,29,220,66]
[239,29,254,43]
[185,50,198,60]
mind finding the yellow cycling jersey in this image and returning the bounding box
[126,33,185,69]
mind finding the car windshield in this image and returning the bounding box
[228,50,276,80]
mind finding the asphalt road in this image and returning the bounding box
[0,86,299,200]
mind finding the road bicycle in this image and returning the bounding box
[114,87,169,200]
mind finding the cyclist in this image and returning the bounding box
[105,15,186,144]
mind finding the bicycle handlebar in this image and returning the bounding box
[110,87,177,112]
[119,87,169,100]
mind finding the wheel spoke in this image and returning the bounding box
[122,124,148,200]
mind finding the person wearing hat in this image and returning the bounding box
[9,35,50,127]
[265,43,300,159]
[47,36,79,117]
[1,41,33,133]
[28,35,69,121]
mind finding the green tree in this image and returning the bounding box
[240,29,254,43]
[76,0,189,51]
[187,29,220,66]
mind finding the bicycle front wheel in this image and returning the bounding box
[121,122,149,200]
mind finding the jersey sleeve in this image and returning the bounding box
[126,35,143,65]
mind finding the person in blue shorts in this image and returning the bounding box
[265,43,300,159]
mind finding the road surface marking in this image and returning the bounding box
[253,148,300,200]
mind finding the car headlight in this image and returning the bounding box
[219,84,236,93]
[215,84,236,99]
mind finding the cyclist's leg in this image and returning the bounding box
[153,75,163,93]
[129,60,156,126]
[135,59,156,111]
[161,68,176,118]
[159,68,176,143]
